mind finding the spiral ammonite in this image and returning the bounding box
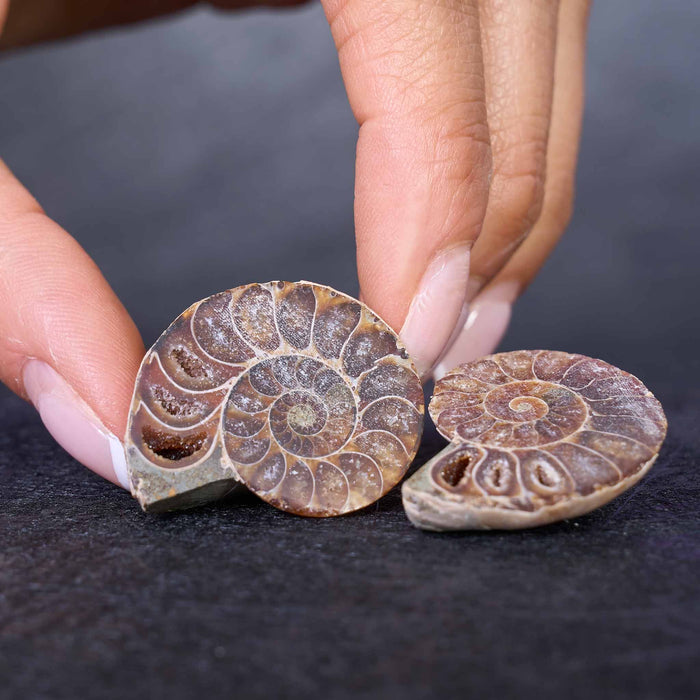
[402,350,667,530]
[125,281,424,515]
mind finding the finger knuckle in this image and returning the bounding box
[425,105,493,238]
[331,0,493,247]
[545,176,576,231]
[495,168,546,235]
[425,102,492,165]
[490,134,547,233]
[331,0,484,113]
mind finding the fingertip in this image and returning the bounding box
[433,280,518,378]
[22,359,129,489]
[0,160,145,484]
[398,244,472,379]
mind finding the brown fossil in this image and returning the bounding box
[402,350,667,530]
[125,281,424,515]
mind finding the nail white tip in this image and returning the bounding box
[109,435,130,491]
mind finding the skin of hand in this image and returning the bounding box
[0,0,590,488]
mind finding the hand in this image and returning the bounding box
[321,0,590,380]
[0,0,589,488]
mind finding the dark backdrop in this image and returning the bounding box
[0,2,698,699]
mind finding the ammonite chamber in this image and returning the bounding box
[402,350,667,530]
[125,281,424,515]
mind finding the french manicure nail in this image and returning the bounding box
[400,244,471,379]
[22,360,129,489]
[434,301,470,371]
[465,276,484,303]
[433,281,519,381]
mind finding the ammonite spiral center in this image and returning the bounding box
[279,392,327,435]
[508,396,549,420]
[224,355,357,460]
[483,380,587,441]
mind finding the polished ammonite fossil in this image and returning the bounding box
[402,350,667,530]
[125,281,424,514]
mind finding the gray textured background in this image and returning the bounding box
[0,2,699,699]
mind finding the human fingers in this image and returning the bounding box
[0,159,145,486]
[322,0,492,378]
[466,0,559,299]
[435,0,591,377]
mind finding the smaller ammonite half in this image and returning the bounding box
[125,281,424,515]
[402,350,667,530]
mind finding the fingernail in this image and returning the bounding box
[465,276,484,303]
[400,244,471,379]
[435,301,470,368]
[22,360,129,489]
[433,281,518,381]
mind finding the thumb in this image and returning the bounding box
[322,0,491,377]
[0,160,145,487]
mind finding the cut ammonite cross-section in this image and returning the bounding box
[402,350,667,530]
[125,281,424,515]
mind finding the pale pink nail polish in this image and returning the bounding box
[465,276,484,303]
[22,360,129,489]
[399,245,471,380]
[433,281,519,380]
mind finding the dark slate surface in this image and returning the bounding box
[1,2,699,698]
[1,396,699,700]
